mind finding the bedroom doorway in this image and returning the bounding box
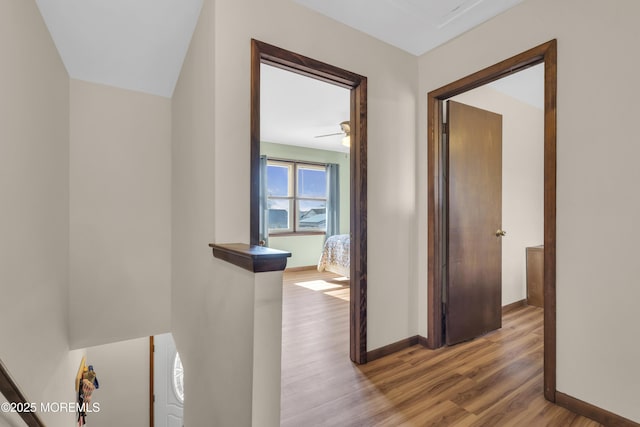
[427,40,557,401]
[259,63,351,274]
[250,40,368,364]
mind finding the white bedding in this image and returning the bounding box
[317,234,350,278]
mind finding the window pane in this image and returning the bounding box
[297,167,326,198]
[268,198,292,232]
[298,200,326,231]
[173,353,184,403]
[267,164,291,197]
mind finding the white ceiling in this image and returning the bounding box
[294,0,526,56]
[34,0,529,99]
[488,63,544,110]
[261,64,351,153]
[35,0,202,98]
[33,0,537,147]
[262,62,543,154]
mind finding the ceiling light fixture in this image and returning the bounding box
[315,120,350,148]
[340,121,351,147]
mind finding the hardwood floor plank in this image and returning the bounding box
[280,270,601,426]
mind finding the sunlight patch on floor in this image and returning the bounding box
[294,280,343,291]
[324,289,350,301]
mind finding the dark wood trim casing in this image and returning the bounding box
[250,39,368,364]
[210,243,291,272]
[366,336,419,362]
[542,41,558,402]
[426,40,557,402]
[351,75,368,365]
[556,392,640,427]
[0,359,46,427]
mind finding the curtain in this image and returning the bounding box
[325,163,340,238]
[259,155,269,246]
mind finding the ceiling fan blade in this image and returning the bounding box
[314,132,343,138]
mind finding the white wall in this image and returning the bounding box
[69,79,172,349]
[0,2,83,426]
[170,0,217,424]
[418,0,640,421]
[261,142,350,268]
[452,85,544,306]
[84,337,150,427]
[212,0,418,351]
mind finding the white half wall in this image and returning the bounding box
[69,79,172,348]
[418,0,640,421]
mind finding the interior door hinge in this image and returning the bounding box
[442,122,449,135]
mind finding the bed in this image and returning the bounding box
[317,234,350,278]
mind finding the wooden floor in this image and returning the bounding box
[281,270,601,427]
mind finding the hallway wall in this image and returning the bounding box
[69,80,172,349]
[0,2,82,426]
[418,0,640,421]
[171,0,418,424]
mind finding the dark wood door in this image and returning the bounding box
[446,100,503,345]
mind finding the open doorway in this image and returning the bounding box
[452,64,545,309]
[427,40,557,400]
[443,63,545,345]
[250,40,368,364]
[259,61,354,424]
[259,63,351,271]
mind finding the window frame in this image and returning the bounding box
[266,158,328,236]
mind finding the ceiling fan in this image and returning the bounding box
[314,121,351,147]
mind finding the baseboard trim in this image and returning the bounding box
[284,265,317,272]
[367,336,419,362]
[502,299,526,314]
[418,335,428,348]
[556,391,640,427]
[365,299,527,363]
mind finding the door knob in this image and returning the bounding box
[496,229,507,237]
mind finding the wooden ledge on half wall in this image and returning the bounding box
[209,243,291,273]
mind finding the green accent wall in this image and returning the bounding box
[261,141,350,267]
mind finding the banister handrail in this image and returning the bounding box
[0,358,46,427]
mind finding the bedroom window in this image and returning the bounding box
[267,160,327,234]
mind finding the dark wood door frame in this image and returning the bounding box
[426,40,557,401]
[250,39,368,364]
